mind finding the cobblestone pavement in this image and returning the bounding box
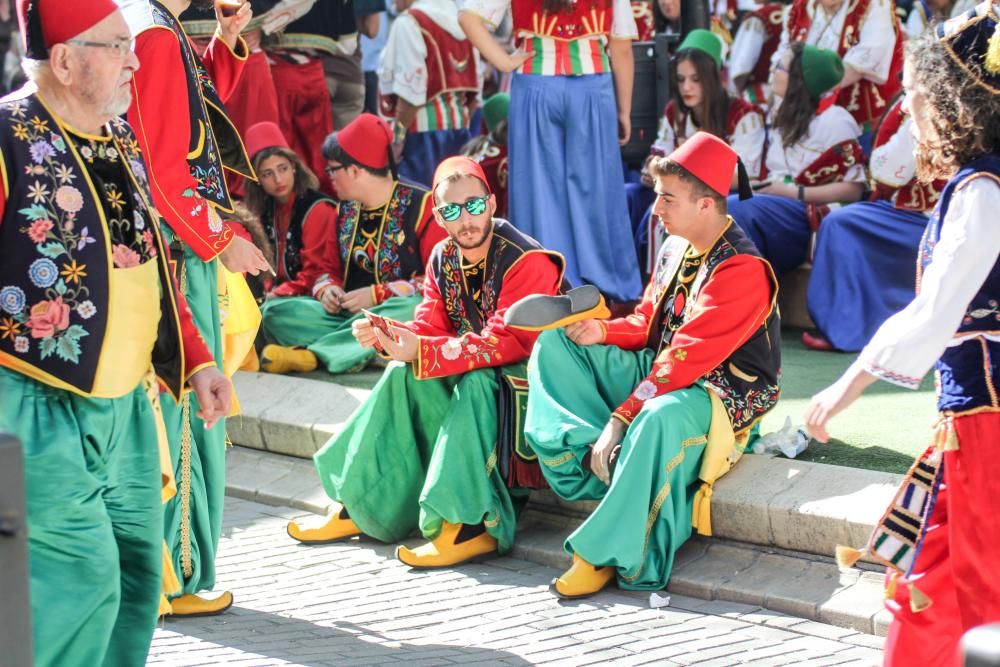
[148,498,884,666]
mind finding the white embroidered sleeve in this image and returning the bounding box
[651,114,676,156]
[729,109,766,178]
[377,14,428,107]
[842,0,894,83]
[610,0,640,38]
[858,178,1000,388]
[728,16,766,80]
[870,116,917,187]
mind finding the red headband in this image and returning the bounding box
[432,156,492,195]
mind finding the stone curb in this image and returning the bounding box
[225,446,892,637]
[227,370,904,564]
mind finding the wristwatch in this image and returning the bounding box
[797,185,806,202]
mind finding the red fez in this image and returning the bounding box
[245,122,290,161]
[665,132,737,197]
[17,0,120,60]
[432,156,492,195]
[335,113,392,170]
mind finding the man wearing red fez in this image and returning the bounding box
[0,1,231,664]
[120,0,270,618]
[524,132,782,599]
[286,156,567,570]
[260,113,447,375]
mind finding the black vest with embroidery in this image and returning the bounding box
[336,181,429,290]
[261,189,336,284]
[918,154,1000,414]
[648,223,781,432]
[0,91,187,397]
[149,0,252,212]
[428,219,566,335]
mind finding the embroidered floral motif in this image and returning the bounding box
[0,286,26,314]
[28,259,58,288]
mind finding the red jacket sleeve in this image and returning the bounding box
[600,279,658,350]
[129,28,235,261]
[272,201,339,298]
[612,256,774,424]
[371,192,448,304]
[410,252,563,380]
[200,34,248,103]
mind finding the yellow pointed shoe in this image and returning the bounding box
[550,554,615,599]
[168,591,234,618]
[396,521,497,569]
[287,507,362,544]
[260,344,318,374]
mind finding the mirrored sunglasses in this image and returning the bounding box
[436,195,489,222]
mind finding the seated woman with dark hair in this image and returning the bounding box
[629,29,765,269]
[727,42,866,276]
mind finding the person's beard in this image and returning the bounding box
[452,217,494,251]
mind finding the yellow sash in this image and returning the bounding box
[218,265,262,415]
[691,388,749,537]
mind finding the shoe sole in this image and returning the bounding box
[547,577,613,600]
[168,596,234,619]
[507,304,612,332]
[394,545,498,570]
[286,524,362,545]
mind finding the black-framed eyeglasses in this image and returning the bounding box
[435,195,489,222]
[66,38,136,57]
[324,164,348,177]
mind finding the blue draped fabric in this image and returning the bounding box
[806,200,928,351]
[625,182,656,267]
[726,193,811,276]
[509,72,643,301]
[398,128,472,189]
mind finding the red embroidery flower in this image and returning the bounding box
[27,219,53,243]
[112,244,142,268]
[26,296,70,339]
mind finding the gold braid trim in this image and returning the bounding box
[178,264,194,580]
[620,435,708,584]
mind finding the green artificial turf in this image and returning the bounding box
[759,331,935,474]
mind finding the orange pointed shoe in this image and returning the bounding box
[550,554,615,599]
[396,521,497,569]
[287,507,362,544]
[167,591,234,618]
[261,344,318,374]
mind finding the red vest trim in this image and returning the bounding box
[796,138,865,185]
[511,0,615,40]
[749,4,785,84]
[408,9,479,103]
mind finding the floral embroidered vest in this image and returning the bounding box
[147,0,253,212]
[918,155,1000,415]
[0,91,187,398]
[262,189,336,284]
[429,219,566,335]
[336,181,431,290]
[647,222,781,432]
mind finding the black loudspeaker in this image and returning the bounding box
[622,32,679,167]
[0,433,33,667]
[962,625,1000,667]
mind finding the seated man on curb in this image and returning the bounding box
[260,113,447,375]
[524,132,782,598]
[287,157,565,567]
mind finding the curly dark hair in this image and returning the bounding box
[905,32,1000,181]
[772,41,818,149]
[243,146,320,218]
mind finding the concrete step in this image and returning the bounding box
[227,370,904,565]
[225,446,892,637]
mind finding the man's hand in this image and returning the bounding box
[565,319,605,346]
[340,287,375,314]
[319,285,345,314]
[590,418,627,484]
[352,318,378,348]
[188,366,232,429]
[373,323,419,362]
[216,1,253,50]
[220,235,272,276]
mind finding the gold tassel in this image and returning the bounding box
[885,572,899,600]
[691,483,714,537]
[908,583,933,612]
[835,545,865,569]
[986,22,1000,75]
[158,594,173,617]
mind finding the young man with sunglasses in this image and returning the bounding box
[287,156,565,569]
[261,113,447,375]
